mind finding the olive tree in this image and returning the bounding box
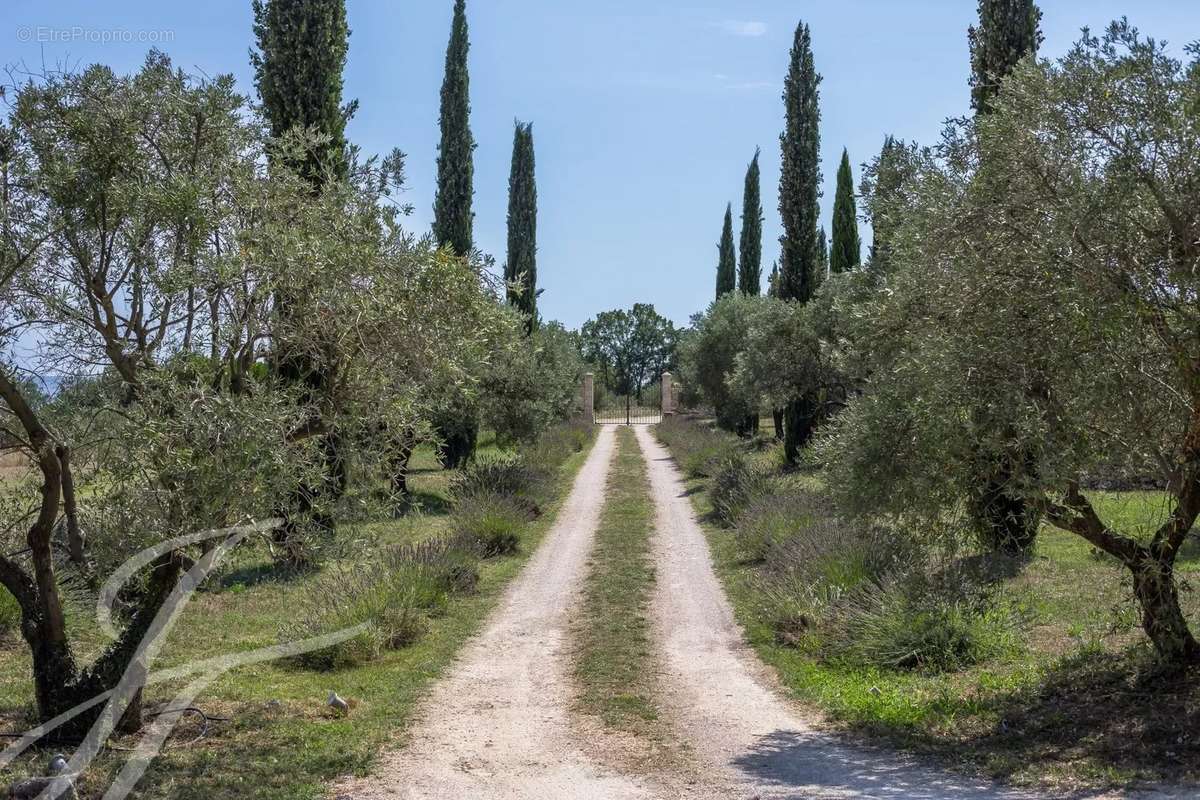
[731,273,868,440]
[481,320,584,445]
[826,23,1200,662]
[0,52,509,740]
[678,293,765,434]
[0,61,308,738]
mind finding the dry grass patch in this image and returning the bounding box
[0,431,593,799]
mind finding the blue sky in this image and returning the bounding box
[4,1,1196,329]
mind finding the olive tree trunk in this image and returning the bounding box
[1044,483,1200,665]
[1130,555,1199,663]
[783,394,818,464]
[387,428,416,516]
[57,445,86,566]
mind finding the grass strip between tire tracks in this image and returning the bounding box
[574,427,662,736]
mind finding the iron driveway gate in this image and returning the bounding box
[593,395,662,425]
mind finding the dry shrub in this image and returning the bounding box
[282,533,480,670]
[753,485,1021,673]
[451,494,532,557]
[522,418,593,473]
[453,453,546,515]
[735,484,833,562]
[654,415,739,478]
[710,452,778,527]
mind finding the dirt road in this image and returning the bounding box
[633,425,1044,800]
[334,426,658,799]
[336,424,1174,799]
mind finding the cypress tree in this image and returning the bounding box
[505,121,538,333]
[864,136,910,273]
[738,149,763,296]
[766,261,780,298]
[829,148,861,273]
[968,0,1043,555]
[778,20,822,463]
[252,0,352,545]
[252,0,352,186]
[817,227,829,282]
[969,0,1042,114]
[431,0,478,466]
[434,0,475,256]
[716,204,737,299]
[777,21,822,304]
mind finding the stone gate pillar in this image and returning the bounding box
[582,372,594,421]
[662,372,674,416]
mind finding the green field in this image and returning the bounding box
[664,428,1200,794]
[0,436,592,799]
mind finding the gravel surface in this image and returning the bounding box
[333,426,659,800]
[332,423,1182,799]
[634,425,1046,800]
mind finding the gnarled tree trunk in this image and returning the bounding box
[57,445,86,566]
[783,394,818,464]
[388,428,416,517]
[1,371,190,741]
[36,550,183,742]
[1130,554,1199,664]
[1043,480,1200,665]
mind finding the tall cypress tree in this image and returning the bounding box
[434,0,475,256]
[432,0,478,467]
[968,0,1043,555]
[969,0,1042,114]
[252,0,352,186]
[777,21,822,305]
[829,148,861,273]
[252,0,352,545]
[778,20,822,463]
[738,149,763,296]
[505,121,537,333]
[716,204,737,299]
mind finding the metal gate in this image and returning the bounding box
[593,395,662,425]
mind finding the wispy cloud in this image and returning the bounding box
[714,19,769,38]
[714,74,776,92]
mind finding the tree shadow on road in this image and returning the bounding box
[733,648,1200,797]
[732,728,1037,799]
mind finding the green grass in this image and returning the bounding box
[656,421,1200,794]
[574,427,660,733]
[0,433,594,799]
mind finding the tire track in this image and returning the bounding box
[634,425,1045,800]
[335,426,657,800]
